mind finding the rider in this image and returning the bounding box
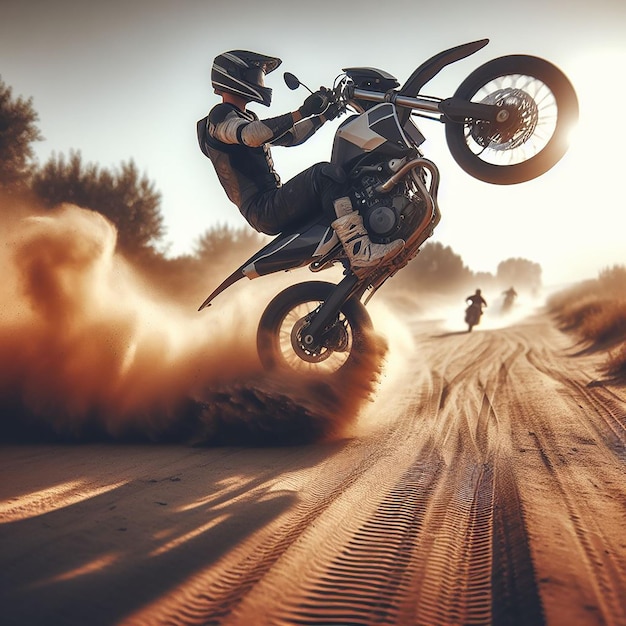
[501,285,517,312]
[196,49,404,276]
[502,286,518,300]
[466,288,488,312]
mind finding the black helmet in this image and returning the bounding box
[211,50,282,107]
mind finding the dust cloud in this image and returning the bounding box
[434,292,546,333]
[0,201,387,445]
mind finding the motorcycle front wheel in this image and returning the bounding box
[445,55,579,184]
[465,307,480,332]
[257,281,374,376]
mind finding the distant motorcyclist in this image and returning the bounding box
[503,286,517,300]
[502,286,517,312]
[197,49,404,276]
[464,288,487,331]
[466,288,488,312]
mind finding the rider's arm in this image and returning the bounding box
[272,114,328,147]
[208,103,329,149]
[209,103,300,148]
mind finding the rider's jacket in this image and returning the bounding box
[466,294,487,308]
[197,103,323,225]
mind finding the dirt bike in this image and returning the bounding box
[501,289,517,313]
[199,39,578,376]
[465,302,483,332]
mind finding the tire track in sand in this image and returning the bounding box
[266,328,544,626]
[500,325,626,626]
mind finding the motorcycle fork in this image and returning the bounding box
[300,273,361,351]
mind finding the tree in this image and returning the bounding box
[32,151,164,254]
[496,257,542,292]
[399,241,474,292]
[0,77,43,191]
[194,223,264,262]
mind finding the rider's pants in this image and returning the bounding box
[242,162,347,235]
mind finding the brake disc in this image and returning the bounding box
[471,87,539,150]
[290,317,331,363]
[290,316,349,363]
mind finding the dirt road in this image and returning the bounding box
[1,311,625,626]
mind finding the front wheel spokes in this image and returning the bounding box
[465,74,558,165]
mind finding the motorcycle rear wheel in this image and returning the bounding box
[257,281,373,376]
[445,55,578,184]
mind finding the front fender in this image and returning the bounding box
[398,39,489,98]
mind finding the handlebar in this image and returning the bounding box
[345,85,500,123]
[350,87,441,114]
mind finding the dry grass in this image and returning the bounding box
[547,265,626,382]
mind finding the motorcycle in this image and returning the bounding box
[465,302,483,332]
[501,288,517,313]
[199,39,578,376]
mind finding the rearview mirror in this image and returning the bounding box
[283,72,301,91]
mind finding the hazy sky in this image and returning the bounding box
[2,0,625,286]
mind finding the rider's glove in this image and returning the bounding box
[322,101,341,121]
[298,90,328,118]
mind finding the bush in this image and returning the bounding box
[548,265,626,382]
[577,300,626,347]
[32,151,164,254]
[0,77,42,191]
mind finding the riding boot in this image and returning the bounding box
[331,197,404,276]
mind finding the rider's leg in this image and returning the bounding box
[330,196,404,277]
[263,162,404,276]
[310,164,404,275]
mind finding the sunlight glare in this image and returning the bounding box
[30,554,120,586]
[0,479,128,523]
[150,514,229,557]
